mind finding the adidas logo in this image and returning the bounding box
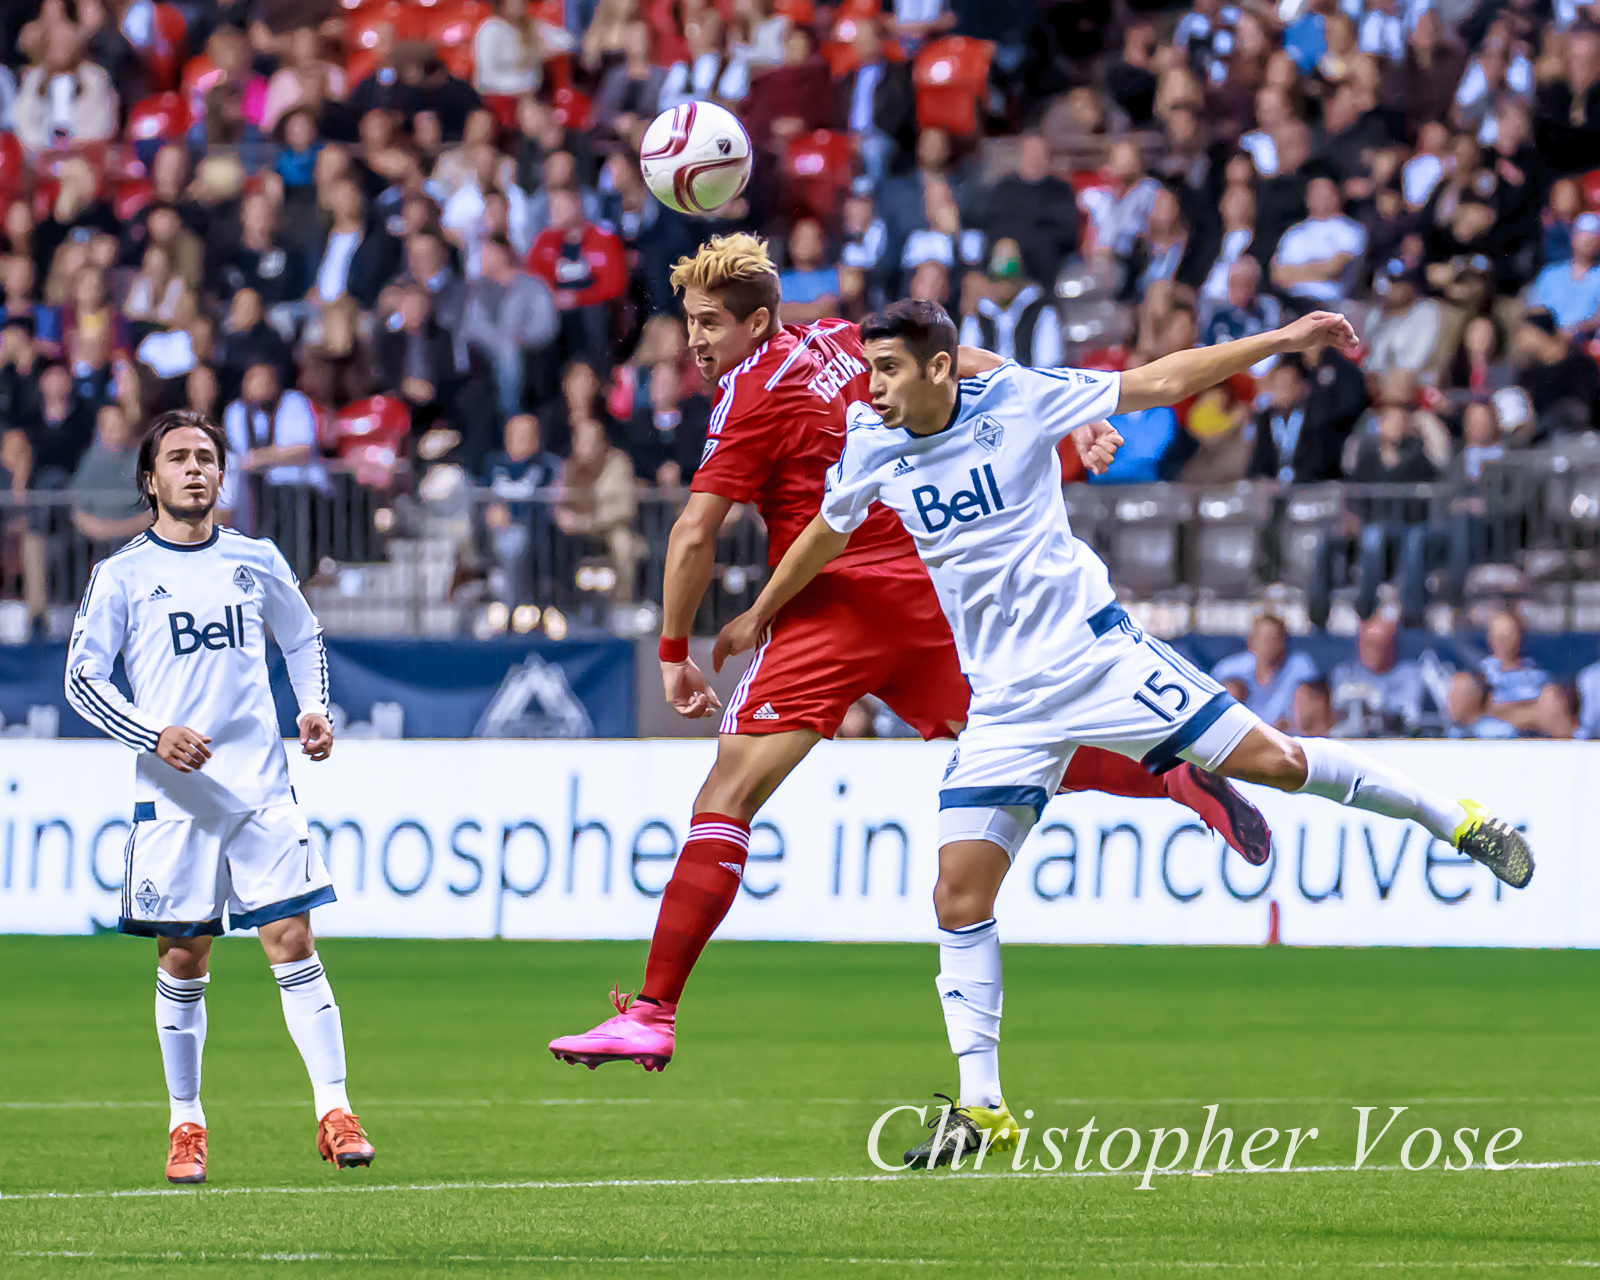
[941,989,965,1000]
[718,861,744,878]
[892,457,915,477]
[148,585,171,601]
[752,703,780,720]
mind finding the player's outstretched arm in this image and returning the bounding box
[712,514,851,672]
[660,490,735,718]
[1116,310,1358,415]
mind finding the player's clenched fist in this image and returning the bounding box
[1281,310,1358,355]
[1072,420,1124,476]
[156,725,212,773]
[661,656,722,719]
[298,712,334,761]
[712,611,764,673]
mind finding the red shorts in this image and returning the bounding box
[719,559,970,740]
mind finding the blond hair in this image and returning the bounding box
[670,234,781,322]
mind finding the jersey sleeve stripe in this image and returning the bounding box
[68,671,160,752]
[763,321,849,391]
[70,671,159,752]
[709,368,747,436]
[75,565,101,619]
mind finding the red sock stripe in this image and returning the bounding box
[689,819,751,851]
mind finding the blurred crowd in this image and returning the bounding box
[1213,607,1600,740]
[3,0,1600,645]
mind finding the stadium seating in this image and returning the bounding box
[1278,486,1344,593]
[912,38,991,138]
[113,177,154,220]
[332,397,412,459]
[552,85,592,130]
[1106,487,1193,598]
[126,94,192,158]
[1193,485,1271,598]
[427,1,491,79]
[782,130,854,222]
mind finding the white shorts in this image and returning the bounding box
[939,605,1261,859]
[119,801,336,938]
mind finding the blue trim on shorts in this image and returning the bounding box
[228,885,337,931]
[1087,603,1129,638]
[133,801,156,822]
[118,916,224,938]
[939,785,1050,819]
[1141,690,1236,776]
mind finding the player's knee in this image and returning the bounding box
[1228,731,1307,790]
[159,940,209,980]
[1278,737,1309,786]
[933,875,990,931]
[260,915,314,964]
[695,754,775,822]
[694,772,760,823]
[1214,719,1303,788]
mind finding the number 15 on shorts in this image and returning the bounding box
[1132,670,1193,724]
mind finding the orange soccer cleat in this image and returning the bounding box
[166,1122,208,1185]
[316,1109,375,1169]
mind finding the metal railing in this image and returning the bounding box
[10,437,1600,638]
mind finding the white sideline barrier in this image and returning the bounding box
[1,740,1595,946]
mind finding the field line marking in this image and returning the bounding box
[7,1096,1600,1111]
[5,1159,1600,1203]
[11,1252,1600,1269]
[0,1099,657,1110]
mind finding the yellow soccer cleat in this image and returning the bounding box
[1453,800,1534,889]
[904,1094,1020,1169]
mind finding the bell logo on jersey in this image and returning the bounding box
[169,606,251,656]
[911,465,1006,533]
[806,351,866,402]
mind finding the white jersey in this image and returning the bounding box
[821,361,1122,697]
[65,527,329,820]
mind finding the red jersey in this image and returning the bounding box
[691,320,910,570]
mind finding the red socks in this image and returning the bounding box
[640,813,750,1005]
[1058,746,1167,799]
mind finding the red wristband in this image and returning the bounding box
[658,636,689,663]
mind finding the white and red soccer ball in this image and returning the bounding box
[639,101,753,217]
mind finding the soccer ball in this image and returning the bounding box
[639,101,753,216]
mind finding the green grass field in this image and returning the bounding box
[1,936,1597,1277]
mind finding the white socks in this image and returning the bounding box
[271,952,352,1120]
[156,970,208,1132]
[1296,736,1467,843]
[936,918,1004,1110]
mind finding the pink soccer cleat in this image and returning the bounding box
[549,987,675,1072]
[1164,763,1272,866]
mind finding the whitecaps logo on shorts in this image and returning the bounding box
[135,880,160,915]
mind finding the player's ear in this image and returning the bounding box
[746,305,771,337]
[926,349,954,385]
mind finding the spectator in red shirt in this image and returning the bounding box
[526,189,627,372]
